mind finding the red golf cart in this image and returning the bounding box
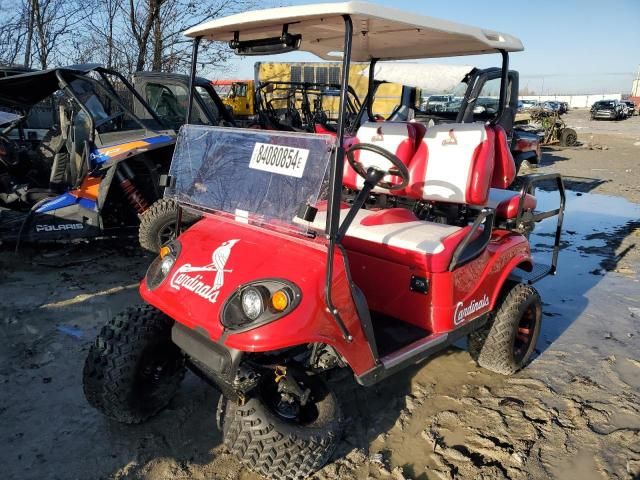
[83,2,565,479]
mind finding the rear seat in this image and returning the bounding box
[403,123,495,205]
[343,121,426,194]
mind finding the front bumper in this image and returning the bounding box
[171,322,243,398]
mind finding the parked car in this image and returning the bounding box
[520,99,539,110]
[558,101,569,114]
[623,100,637,116]
[421,94,453,112]
[541,101,561,113]
[590,100,624,120]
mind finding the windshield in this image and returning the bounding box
[165,125,333,234]
[594,101,615,108]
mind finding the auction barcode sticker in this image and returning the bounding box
[248,142,309,178]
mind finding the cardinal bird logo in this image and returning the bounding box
[441,129,458,146]
[371,126,384,142]
[169,239,240,303]
[211,239,239,289]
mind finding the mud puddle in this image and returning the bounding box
[0,190,639,480]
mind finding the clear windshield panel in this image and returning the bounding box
[165,125,333,234]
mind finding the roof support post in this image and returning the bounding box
[366,58,378,121]
[324,14,354,342]
[186,36,202,125]
[497,49,509,119]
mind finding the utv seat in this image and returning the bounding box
[343,121,426,194]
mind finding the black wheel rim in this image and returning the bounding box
[513,305,538,362]
[158,222,176,246]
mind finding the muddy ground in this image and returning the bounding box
[1,111,639,480]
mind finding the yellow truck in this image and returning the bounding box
[212,79,255,119]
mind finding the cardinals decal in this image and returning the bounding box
[169,239,239,303]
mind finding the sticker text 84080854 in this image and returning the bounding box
[248,142,309,178]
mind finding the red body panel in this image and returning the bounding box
[140,215,377,376]
[140,210,532,375]
[346,229,531,333]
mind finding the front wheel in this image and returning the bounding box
[468,283,542,375]
[221,372,342,480]
[83,305,186,423]
[138,198,200,252]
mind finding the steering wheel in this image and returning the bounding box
[346,143,409,191]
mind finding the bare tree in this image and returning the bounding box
[130,0,256,73]
[0,0,255,75]
[0,1,29,66]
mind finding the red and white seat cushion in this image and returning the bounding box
[305,207,467,272]
[343,121,425,194]
[405,123,495,206]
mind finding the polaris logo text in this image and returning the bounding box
[454,294,489,325]
[169,239,239,304]
[36,224,83,232]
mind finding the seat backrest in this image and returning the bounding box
[343,121,425,194]
[405,123,495,206]
[491,125,516,189]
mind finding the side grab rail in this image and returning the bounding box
[449,208,495,271]
[515,173,566,274]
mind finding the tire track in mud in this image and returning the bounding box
[315,346,640,480]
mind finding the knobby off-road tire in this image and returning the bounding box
[221,375,343,480]
[468,283,542,375]
[138,198,199,252]
[559,128,577,147]
[83,305,185,424]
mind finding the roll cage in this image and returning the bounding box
[0,65,167,145]
[254,80,361,132]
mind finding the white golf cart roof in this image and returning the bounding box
[361,63,474,93]
[185,1,523,61]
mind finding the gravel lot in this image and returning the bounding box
[0,110,639,480]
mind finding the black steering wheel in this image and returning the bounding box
[346,143,409,191]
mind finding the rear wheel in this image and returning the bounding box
[138,198,199,252]
[221,371,342,480]
[83,305,185,423]
[468,283,542,375]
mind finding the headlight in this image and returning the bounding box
[145,240,181,290]
[241,287,264,320]
[221,279,301,331]
[160,255,176,276]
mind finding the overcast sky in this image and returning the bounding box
[219,0,640,95]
